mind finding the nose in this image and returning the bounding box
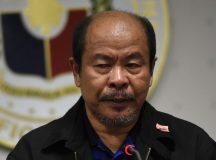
[107,67,129,89]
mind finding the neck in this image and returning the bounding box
[86,111,139,153]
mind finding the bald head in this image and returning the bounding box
[72,10,156,73]
[89,10,144,27]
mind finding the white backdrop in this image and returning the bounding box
[151,0,216,141]
[1,0,216,159]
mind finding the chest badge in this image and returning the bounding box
[156,123,170,132]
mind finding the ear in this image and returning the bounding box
[69,57,81,87]
[149,57,157,87]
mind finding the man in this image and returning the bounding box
[7,10,215,160]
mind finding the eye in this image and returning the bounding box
[126,63,141,69]
[125,63,142,74]
[94,64,111,68]
[93,64,112,74]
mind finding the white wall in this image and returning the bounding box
[151,0,216,140]
[1,0,216,159]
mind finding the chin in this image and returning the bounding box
[93,109,139,127]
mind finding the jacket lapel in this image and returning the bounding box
[136,102,175,160]
[42,97,92,160]
[41,99,176,160]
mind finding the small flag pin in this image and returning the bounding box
[156,123,170,132]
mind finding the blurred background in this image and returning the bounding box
[0,0,216,159]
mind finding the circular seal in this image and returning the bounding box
[0,0,170,148]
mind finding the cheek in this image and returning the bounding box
[130,73,152,95]
[80,67,108,96]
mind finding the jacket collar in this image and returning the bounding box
[42,97,88,151]
[41,98,175,159]
[137,101,175,159]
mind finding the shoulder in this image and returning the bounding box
[145,102,216,158]
[145,101,209,135]
[7,117,65,160]
[7,98,85,160]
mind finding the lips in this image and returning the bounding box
[99,92,135,102]
[108,98,132,103]
[102,99,133,109]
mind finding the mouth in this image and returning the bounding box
[99,91,135,108]
[110,98,132,103]
[102,99,133,109]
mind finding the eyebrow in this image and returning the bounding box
[92,52,144,62]
[92,53,113,61]
[126,52,144,61]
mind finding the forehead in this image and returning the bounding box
[85,12,147,47]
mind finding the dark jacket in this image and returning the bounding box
[7,97,216,160]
